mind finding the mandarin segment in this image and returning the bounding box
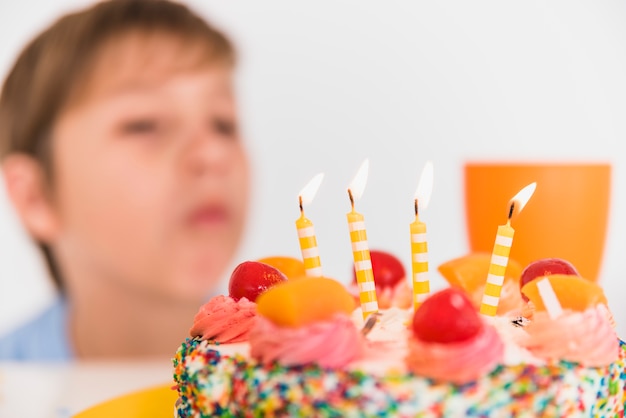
[257,256,307,280]
[256,277,356,327]
[438,252,523,293]
[520,274,608,312]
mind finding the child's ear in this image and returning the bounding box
[1,154,60,242]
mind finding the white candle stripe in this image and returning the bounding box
[481,294,500,307]
[361,301,378,313]
[301,247,319,258]
[411,233,427,242]
[495,235,513,247]
[413,272,429,282]
[490,255,509,267]
[297,226,316,238]
[351,240,369,252]
[354,260,372,272]
[415,293,429,303]
[358,281,376,292]
[305,266,323,277]
[348,221,366,232]
[536,278,564,319]
[485,273,505,286]
[412,253,429,263]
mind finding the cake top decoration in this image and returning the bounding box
[256,256,306,280]
[228,260,288,302]
[521,274,608,312]
[411,287,483,343]
[256,276,356,327]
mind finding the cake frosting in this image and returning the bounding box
[173,258,626,417]
[524,307,620,367]
[250,314,363,368]
[189,295,256,343]
[406,321,505,384]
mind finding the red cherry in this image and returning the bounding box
[519,258,579,302]
[411,288,482,343]
[353,250,405,288]
[228,261,288,302]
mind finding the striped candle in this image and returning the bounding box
[411,161,434,310]
[348,205,378,319]
[296,173,324,277]
[479,223,514,316]
[347,159,378,320]
[479,182,537,317]
[411,219,429,308]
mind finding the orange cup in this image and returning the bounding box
[464,162,611,282]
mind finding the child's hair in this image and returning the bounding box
[0,0,236,290]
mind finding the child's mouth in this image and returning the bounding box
[188,205,230,227]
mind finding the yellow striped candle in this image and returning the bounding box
[296,173,324,277]
[347,159,378,320]
[411,161,434,310]
[479,182,537,316]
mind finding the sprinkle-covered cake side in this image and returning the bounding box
[173,339,626,418]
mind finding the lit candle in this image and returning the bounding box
[296,173,324,277]
[411,161,434,310]
[480,182,537,316]
[347,159,378,320]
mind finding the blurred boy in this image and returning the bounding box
[0,0,249,360]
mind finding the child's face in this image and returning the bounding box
[49,34,249,302]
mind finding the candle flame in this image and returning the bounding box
[299,173,324,206]
[414,161,434,211]
[348,159,369,200]
[508,182,537,220]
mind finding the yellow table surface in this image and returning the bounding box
[73,384,178,418]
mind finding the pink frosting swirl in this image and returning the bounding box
[189,295,257,343]
[522,305,619,367]
[406,322,504,384]
[249,314,363,369]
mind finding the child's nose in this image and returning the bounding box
[182,128,232,177]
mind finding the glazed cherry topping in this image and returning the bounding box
[353,250,405,288]
[228,261,288,302]
[412,288,483,343]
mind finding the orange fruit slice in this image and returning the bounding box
[257,256,307,280]
[256,277,355,327]
[438,252,523,293]
[520,274,607,312]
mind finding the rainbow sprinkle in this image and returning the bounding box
[173,339,626,417]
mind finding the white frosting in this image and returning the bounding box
[483,315,543,365]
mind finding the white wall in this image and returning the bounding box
[2,1,625,336]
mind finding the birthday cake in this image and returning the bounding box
[172,254,626,417]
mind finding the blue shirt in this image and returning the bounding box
[0,297,73,361]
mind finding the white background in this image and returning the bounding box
[1,1,625,337]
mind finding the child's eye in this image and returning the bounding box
[120,119,159,135]
[212,117,237,138]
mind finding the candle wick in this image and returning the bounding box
[299,195,304,214]
[508,201,515,220]
[414,198,419,217]
[348,189,355,210]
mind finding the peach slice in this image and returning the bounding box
[438,252,524,314]
[257,256,307,280]
[438,252,523,293]
[256,277,355,327]
[520,274,608,312]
